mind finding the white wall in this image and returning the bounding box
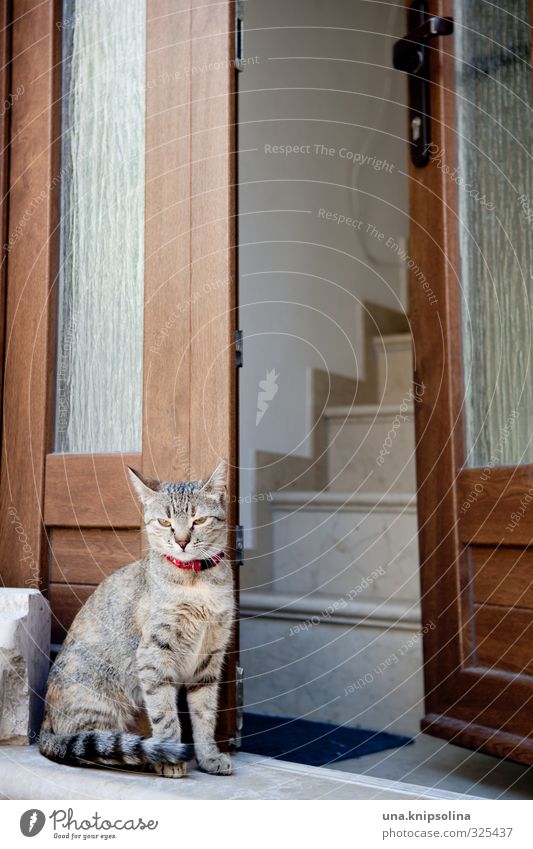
[238,0,409,536]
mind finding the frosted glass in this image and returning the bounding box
[456,1,533,467]
[55,0,146,453]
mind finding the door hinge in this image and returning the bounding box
[228,665,244,750]
[235,665,244,747]
[235,524,244,565]
[235,329,243,367]
[235,1,244,71]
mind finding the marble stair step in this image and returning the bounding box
[268,490,419,601]
[324,404,416,493]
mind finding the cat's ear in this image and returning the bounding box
[200,459,228,500]
[127,467,161,504]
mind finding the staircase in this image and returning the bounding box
[240,320,424,736]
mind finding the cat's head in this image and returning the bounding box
[127,460,228,561]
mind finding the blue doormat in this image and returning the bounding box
[241,712,412,767]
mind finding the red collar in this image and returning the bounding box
[164,551,225,572]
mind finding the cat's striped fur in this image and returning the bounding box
[39,461,234,777]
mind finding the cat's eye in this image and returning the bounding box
[193,516,208,525]
[158,518,171,527]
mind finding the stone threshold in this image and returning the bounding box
[0,746,481,800]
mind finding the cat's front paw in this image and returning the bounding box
[197,752,233,775]
[153,762,188,779]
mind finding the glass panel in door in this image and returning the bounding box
[55,0,146,453]
[455,0,533,467]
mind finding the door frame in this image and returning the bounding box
[0,0,13,460]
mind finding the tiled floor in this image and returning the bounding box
[328,733,533,800]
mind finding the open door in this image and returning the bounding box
[402,0,533,762]
[0,0,238,744]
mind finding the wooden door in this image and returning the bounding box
[0,0,238,744]
[406,0,533,762]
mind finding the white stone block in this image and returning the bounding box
[0,589,50,745]
[373,332,413,405]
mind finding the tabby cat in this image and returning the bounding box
[39,460,234,778]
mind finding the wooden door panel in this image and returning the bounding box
[50,583,95,643]
[45,454,141,528]
[190,0,239,744]
[422,715,533,764]
[1,0,239,745]
[423,663,533,745]
[50,529,141,584]
[0,1,12,431]
[143,0,192,483]
[0,0,60,590]
[472,546,533,610]
[423,661,533,758]
[407,0,464,715]
[190,0,237,480]
[474,605,533,677]
[407,0,533,762]
[46,455,143,643]
[459,467,533,546]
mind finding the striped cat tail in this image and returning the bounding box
[39,725,192,766]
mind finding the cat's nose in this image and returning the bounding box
[177,538,190,550]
